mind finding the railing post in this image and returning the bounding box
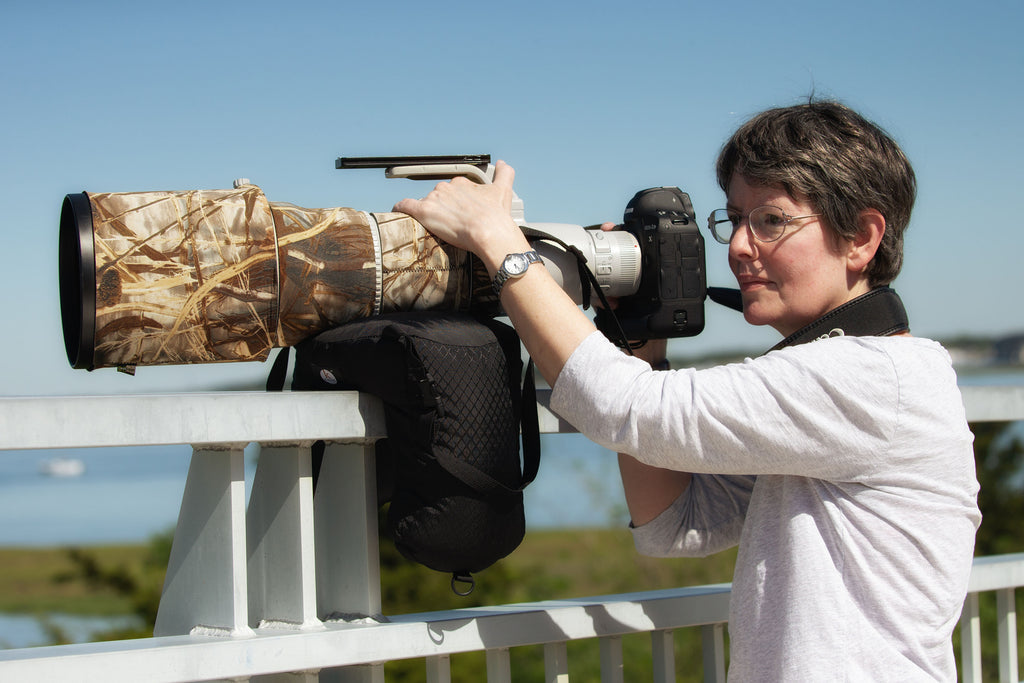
[486,647,512,683]
[544,642,569,683]
[651,629,675,682]
[701,623,727,682]
[247,443,322,630]
[996,588,1018,683]
[960,592,982,683]
[154,445,253,638]
[425,654,452,683]
[314,441,384,683]
[600,635,624,683]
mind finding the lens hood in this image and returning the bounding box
[59,192,96,369]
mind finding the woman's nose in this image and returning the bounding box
[728,221,757,260]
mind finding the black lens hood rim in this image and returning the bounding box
[59,192,96,370]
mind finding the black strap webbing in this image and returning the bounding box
[770,286,909,351]
[266,347,290,392]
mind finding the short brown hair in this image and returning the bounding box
[716,100,916,286]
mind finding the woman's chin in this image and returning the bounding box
[740,296,773,327]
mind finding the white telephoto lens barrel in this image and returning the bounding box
[528,223,642,305]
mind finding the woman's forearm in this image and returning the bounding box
[492,264,596,386]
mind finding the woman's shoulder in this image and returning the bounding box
[767,334,951,367]
[747,335,958,401]
[838,335,955,375]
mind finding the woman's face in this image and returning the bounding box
[726,175,869,337]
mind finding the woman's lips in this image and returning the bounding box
[736,275,773,292]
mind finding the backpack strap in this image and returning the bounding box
[519,357,541,486]
[266,346,290,392]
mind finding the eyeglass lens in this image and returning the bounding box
[708,206,790,244]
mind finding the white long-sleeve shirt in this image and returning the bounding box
[550,332,980,681]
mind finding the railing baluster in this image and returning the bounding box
[486,647,512,683]
[996,588,1018,683]
[599,635,624,683]
[651,629,674,682]
[425,654,452,683]
[960,592,983,683]
[701,623,727,683]
[314,441,384,683]
[247,443,322,630]
[314,441,382,619]
[321,665,385,683]
[155,445,253,638]
[544,641,570,683]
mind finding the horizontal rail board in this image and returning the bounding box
[967,552,1024,592]
[0,586,733,683]
[960,385,1024,423]
[1,385,1020,453]
[0,392,388,450]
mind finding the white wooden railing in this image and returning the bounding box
[0,384,1021,683]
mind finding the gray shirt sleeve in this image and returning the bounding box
[632,473,756,557]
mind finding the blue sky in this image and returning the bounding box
[2,0,1021,397]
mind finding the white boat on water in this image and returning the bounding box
[39,457,85,478]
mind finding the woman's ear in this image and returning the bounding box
[848,208,886,274]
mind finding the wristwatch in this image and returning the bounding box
[492,250,542,295]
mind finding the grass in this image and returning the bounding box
[0,545,147,616]
[508,527,736,597]
[0,528,737,618]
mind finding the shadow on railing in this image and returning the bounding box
[0,385,1020,682]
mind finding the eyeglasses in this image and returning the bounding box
[707,206,821,244]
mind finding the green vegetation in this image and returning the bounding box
[0,545,145,615]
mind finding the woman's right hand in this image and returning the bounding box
[392,160,529,265]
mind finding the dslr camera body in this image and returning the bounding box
[601,185,706,340]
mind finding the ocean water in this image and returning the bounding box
[0,613,141,649]
[0,435,625,550]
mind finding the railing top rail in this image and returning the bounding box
[0,389,574,451]
[960,384,1024,422]
[967,551,1024,591]
[1,385,1020,453]
[0,391,388,451]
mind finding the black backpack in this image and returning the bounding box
[272,311,540,593]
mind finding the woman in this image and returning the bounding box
[394,101,980,681]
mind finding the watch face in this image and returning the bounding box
[505,253,529,275]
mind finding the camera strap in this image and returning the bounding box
[521,225,639,352]
[770,286,909,351]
